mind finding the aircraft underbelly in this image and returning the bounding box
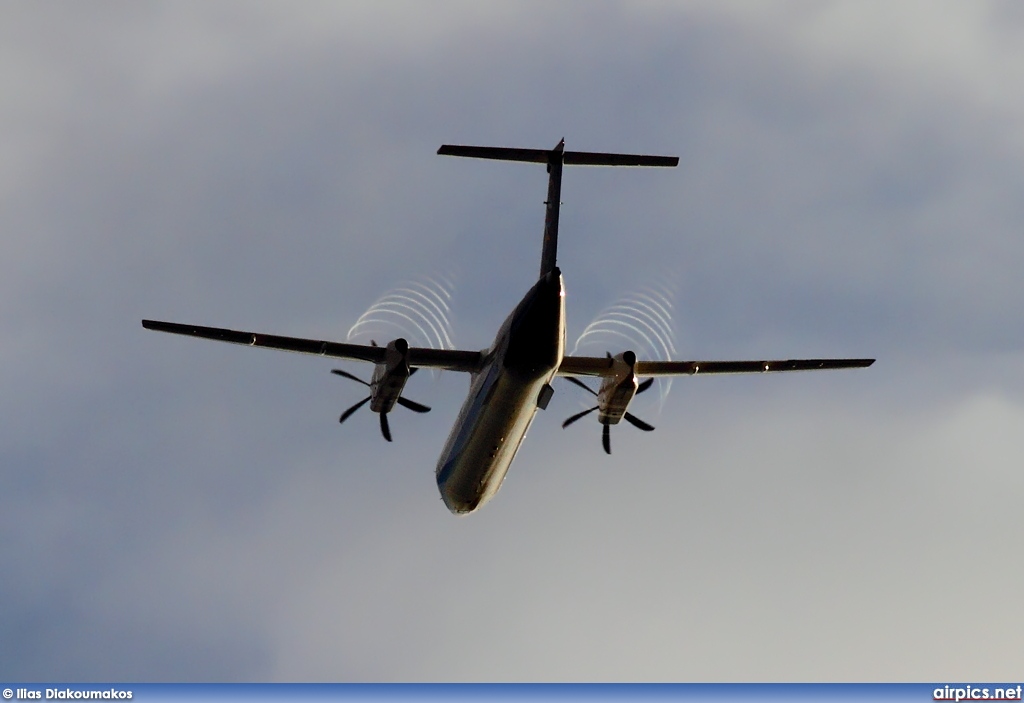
[435,268,565,514]
[436,372,549,514]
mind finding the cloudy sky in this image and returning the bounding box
[3,1,1023,681]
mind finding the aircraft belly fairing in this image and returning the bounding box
[436,370,551,514]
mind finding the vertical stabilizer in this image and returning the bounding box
[437,140,678,279]
[540,139,565,278]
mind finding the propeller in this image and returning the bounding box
[561,376,655,454]
[331,367,431,442]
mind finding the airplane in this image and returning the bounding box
[143,139,874,515]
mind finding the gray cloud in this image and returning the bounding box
[2,1,1022,681]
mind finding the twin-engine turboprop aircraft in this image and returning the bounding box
[143,140,873,515]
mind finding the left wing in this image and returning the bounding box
[559,355,875,377]
[141,320,484,373]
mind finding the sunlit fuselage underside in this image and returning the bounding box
[435,269,565,514]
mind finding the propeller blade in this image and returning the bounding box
[602,423,611,454]
[623,412,655,432]
[379,411,392,442]
[562,405,598,428]
[339,396,371,424]
[396,396,431,413]
[565,376,598,396]
[636,377,654,395]
[332,369,370,386]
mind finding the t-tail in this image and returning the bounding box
[437,140,679,278]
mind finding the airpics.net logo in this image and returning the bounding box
[934,685,1023,701]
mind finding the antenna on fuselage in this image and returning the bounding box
[437,140,679,279]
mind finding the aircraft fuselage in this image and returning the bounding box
[435,268,565,514]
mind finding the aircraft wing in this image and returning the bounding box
[141,320,484,372]
[558,355,875,377]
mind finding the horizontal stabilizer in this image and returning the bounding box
[438,145,550,163]
[438,144,678,167]
[564,151,678,167]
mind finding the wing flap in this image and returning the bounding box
[557,355,615,376]
[142,319,484,372]
[408,347,484,373]
[559,354,874,377]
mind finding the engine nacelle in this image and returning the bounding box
[369,338,412,413]
[596,350,638,425]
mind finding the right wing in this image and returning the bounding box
[141,319,484,373]
[559,355,874,377]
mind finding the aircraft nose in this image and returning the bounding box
[437,465,482,514]
[440,490,479,515]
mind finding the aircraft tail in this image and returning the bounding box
[438,140,678,277]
